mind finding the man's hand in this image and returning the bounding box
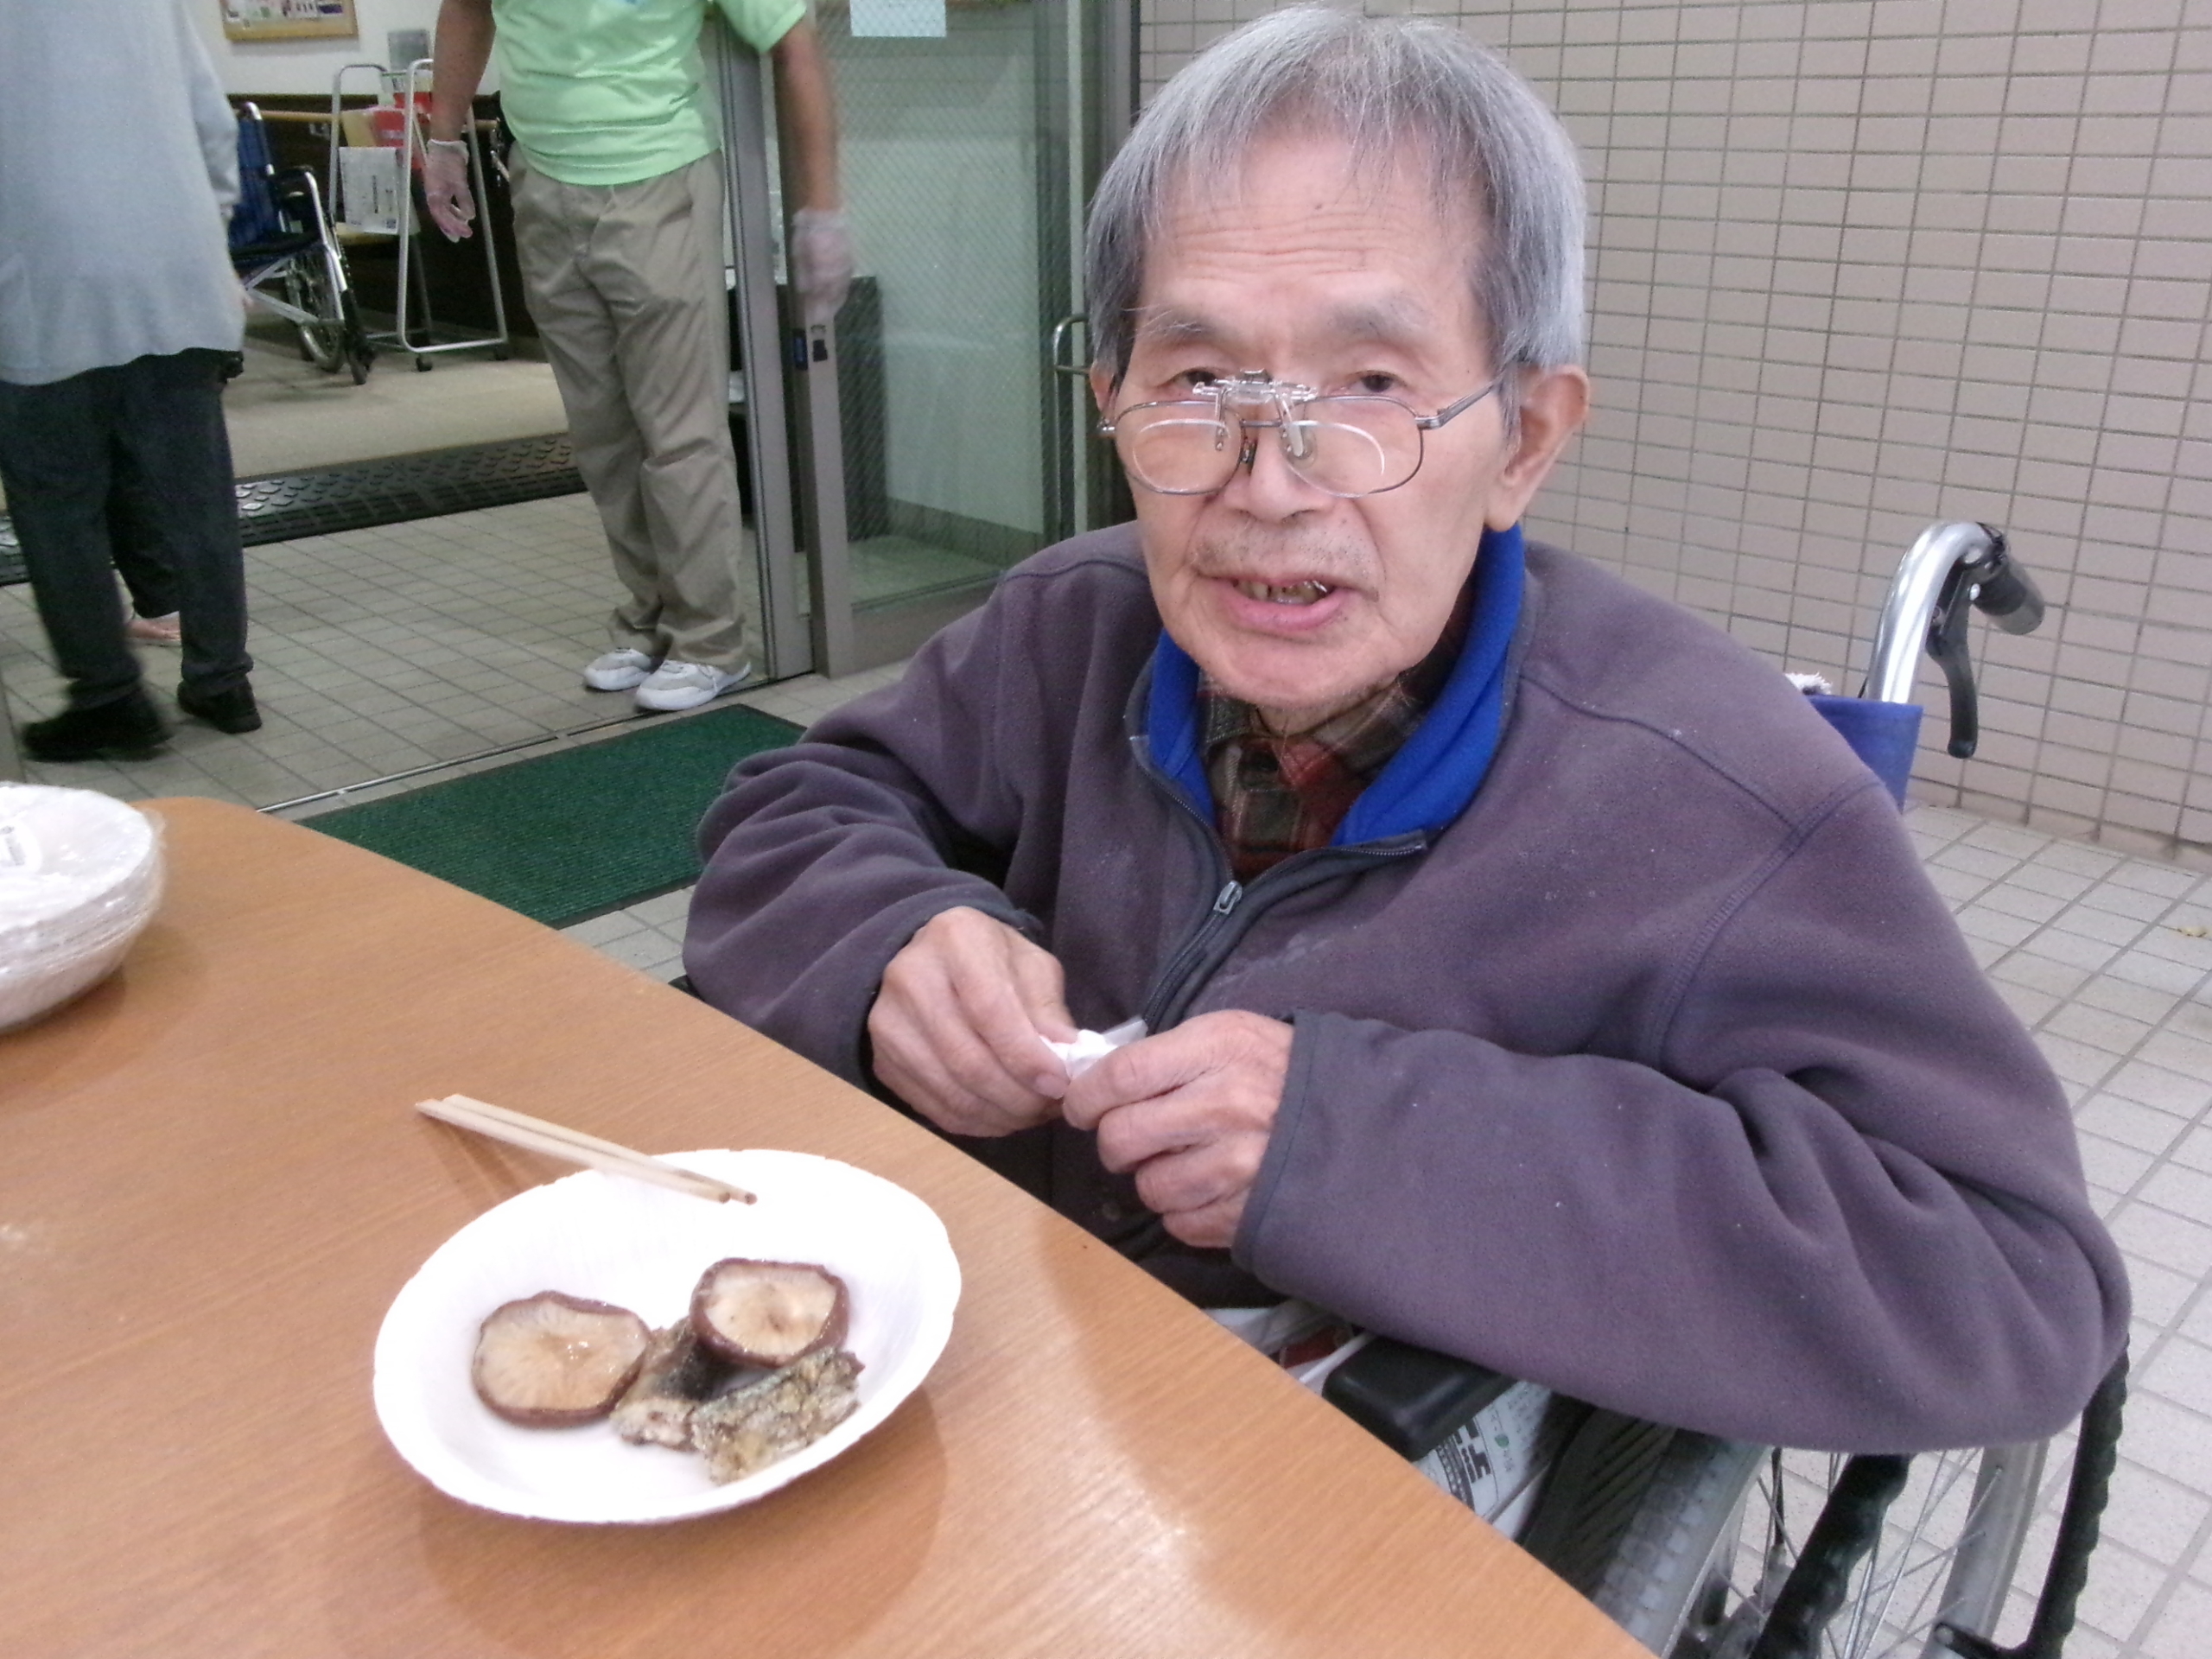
[428,0,494,239]
[769,21,845,322]
[790,207,854,327]
[423,144,476,241]
[1061,1012,1292,1249]
[868,907,1077,1138]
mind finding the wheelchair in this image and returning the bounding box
[229,101,374,385]
[1317,523,2125,1659]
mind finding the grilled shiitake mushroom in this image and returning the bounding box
[472,1291,652,1426]
[689,1258,849,1369]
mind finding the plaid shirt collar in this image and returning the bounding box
[1200,677,1424,790]
[1198,608,1463,883]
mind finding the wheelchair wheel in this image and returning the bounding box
[1581,1435,2045,1657]
[1519,1415,2048,1656]
[285,245,370,382]
[284,257,345,373]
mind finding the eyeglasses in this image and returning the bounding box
[1097,370,1506,499]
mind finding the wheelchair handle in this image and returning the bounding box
[1862,522,2045,760]
[1973,556,2044,635]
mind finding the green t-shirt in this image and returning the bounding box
[493,0,806,187]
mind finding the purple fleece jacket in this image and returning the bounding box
[686,524,2128,1453]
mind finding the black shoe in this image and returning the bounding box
[176,679,262,734]
[21,693,171,762]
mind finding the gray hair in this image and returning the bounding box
[1085,6,1586,396]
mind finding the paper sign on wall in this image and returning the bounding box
[852,0,945,38]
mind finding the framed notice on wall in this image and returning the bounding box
[219,0,358,41]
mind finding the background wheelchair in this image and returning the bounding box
[1321,523,2126,1659]
[229,102,374,386]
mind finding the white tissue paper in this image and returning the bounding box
[1045,1017,1147,1080]
[0,785,163,1033]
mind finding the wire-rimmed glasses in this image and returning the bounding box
[1097,369,1506,498]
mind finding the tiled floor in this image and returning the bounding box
[1,491,973,817]
[4,486,2209,1654]
[0,493,780,810]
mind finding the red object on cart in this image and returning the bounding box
[365,100,428,173]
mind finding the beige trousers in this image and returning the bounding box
[511,149,747,672]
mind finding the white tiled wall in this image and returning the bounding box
[1137,0,2212,870]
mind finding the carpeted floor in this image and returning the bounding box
[307,702,804,926]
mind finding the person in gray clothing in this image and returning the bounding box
[0,0,259,760]
[686,10,2126,1454]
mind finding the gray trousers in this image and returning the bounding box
[0,349,251,712]
[511,149,747,673]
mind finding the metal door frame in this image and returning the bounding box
[714,37,814,681]
[1065,0,1138,537]
[724,1,1136,683]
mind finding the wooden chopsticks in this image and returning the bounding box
[416,1094,756,1205]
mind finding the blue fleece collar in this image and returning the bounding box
[1146,522,1527,845]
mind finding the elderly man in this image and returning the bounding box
[686,9,2124,1454]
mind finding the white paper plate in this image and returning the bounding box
[373,1148,959,1522]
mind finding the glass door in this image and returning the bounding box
[717,0,1134,680]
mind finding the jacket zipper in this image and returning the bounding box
[1128,734,1427,1032]
[1139,877,1245,1030]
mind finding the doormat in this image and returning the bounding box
[306,702,804,927]
[0,434,583,587]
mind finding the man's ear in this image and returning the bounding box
[1088,361,1116,417]
[1484,365,1590,531]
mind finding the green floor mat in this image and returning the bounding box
[308,702,804,926]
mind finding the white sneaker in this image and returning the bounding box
[633,659,749,712]
[583,648,658,691]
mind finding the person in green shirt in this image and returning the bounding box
[424,0,848,711]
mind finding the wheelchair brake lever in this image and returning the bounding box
[1926,562,1981,760]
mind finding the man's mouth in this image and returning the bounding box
[1232,579,1335,607]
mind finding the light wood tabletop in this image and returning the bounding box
[1,797,1648,1659]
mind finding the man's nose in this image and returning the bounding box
[1214,423,1332,520]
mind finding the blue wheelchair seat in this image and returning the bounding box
[1808,694,1923,808]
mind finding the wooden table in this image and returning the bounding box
[2,798,1646,1659]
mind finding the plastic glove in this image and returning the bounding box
[423,143,476,241]
[790,207,854,327]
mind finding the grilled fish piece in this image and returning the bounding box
[609,1321,737,1449]
[692,1347,864,1483]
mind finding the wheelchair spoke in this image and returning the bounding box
[1872,1450,1992,1656]
[1802,1447,1998,1659]
[1567,1421,2052,1659]
[1669,1446,2022,1659]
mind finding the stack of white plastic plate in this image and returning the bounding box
[0,785,162,1033]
